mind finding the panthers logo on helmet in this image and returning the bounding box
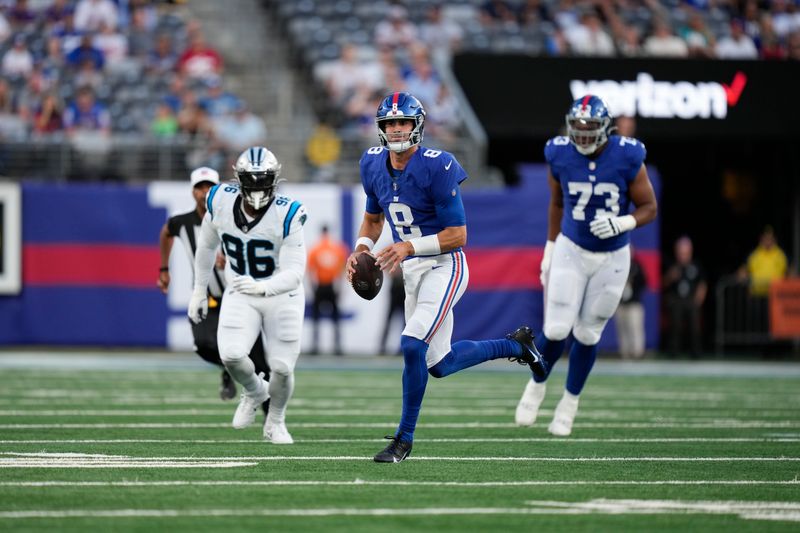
[375,92,426,153]
[233,146,282,210]
[566,95,612,156]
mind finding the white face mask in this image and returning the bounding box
[244,190,269,210]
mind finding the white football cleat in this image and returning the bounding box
[515,379,547,426]
[232,374,269,429]
[548,392,579,437]
[263,420,293,444]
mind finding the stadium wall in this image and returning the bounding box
[0,173,660,354]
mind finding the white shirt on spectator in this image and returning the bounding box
[643,35,689,57]
[565,24,616,56]
[74,0,118,32]
[715,35,758,59]
[2,47,33,77]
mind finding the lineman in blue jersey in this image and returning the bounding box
[515,95,658,436]
[188,146,308,445]
[347,92,547,463]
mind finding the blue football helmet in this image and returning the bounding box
[566,95,612,155]
[233,146,281,210]
[375,92,426,152]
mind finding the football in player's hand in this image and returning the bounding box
[351,253,383,300]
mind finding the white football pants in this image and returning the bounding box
[544,234,630,346]
[401,250,469,367]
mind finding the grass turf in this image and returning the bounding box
[0,361,798,532]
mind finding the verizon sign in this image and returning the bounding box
[569,72,747,120]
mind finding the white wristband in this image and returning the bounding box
[618,215,637,233]
[408,234,441,256]
[355,236,375,251]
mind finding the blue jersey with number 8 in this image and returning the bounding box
[359,146,468,255]
[545,134,646,252]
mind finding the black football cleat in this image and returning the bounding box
[507,326,548,380]
[374,435,413,463]
[219,370,237,401]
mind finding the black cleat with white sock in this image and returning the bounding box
[374,435,413,463]
[506,326,548,379]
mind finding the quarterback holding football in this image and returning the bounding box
[347,91,547,463]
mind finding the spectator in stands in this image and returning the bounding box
[679,8,716,57]
[177,32,223,82]
[615,115,637,137]
[425,84,460,141]
[758,14,788,59]
[545,26,570,55]
[162,74,186,113]
[64,86,111,178]
[787,30,800,60]
[402,45,441,108]
[519,0,551,27]
[564,10,616,56]
[0,12,10,45]
[7,0,36,29]
[716,18,758,59]
[374,5,418,52]
[551,0,581,31]
[66,34,105,71]
[1,34,33,78]
[479,0,519,26]
[33,92,64,135]
[419,5,463,54]
[738,225,788,297]
[146,33,177,75]
[151,102,178,138]
[317,43,375,106]
[643,18,689,57]
[64,86,110,135]
[770,0,799,41]
[127,7,154,58]
[43,0,74,28]
[74,0,118,32]
[213,102,267,154]
[93,22,129,68]
[51,11,82,55]
[307,225,348,355]
[615,251,648,359]
[0,78,26,140]
[616,24,644,57]
[200,78,240,117]
[663,236,706,357]
[73,58,104,90]
[176,90,211,139]
[305,121,341,182]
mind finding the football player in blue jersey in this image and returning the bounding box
[514,95,658,436]
[347,92,547,463]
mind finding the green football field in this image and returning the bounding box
[0,353,799,532]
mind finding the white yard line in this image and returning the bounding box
[1,500,800,522]
[1,480,797,487]
[2,453,797,463]
[1,437,799,444]
[1,421,799,429]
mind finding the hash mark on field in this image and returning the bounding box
[0,453,254,469]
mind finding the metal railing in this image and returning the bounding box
[715,275,774,353]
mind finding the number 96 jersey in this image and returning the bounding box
[545,134,646,253]
[205,184,307,284]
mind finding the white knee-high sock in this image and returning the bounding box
[267,372,294,424]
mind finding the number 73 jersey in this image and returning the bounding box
[545,134,646,253]
[205,184,307,283]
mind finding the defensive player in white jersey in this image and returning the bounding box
[349,92,547,463]
[515,95,658,436]
[188,146,308,444]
